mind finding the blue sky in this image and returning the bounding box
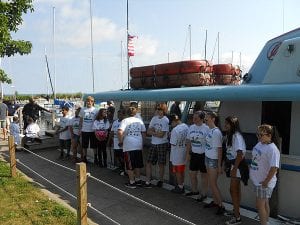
[1,0,300,95]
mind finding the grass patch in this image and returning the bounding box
[0,160,77,225]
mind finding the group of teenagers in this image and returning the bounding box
[55,96,280,225]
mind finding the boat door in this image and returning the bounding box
[261,101,291,154]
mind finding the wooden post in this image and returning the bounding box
[76,163,87,225]
[8,136,16,178]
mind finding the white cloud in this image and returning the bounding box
[135,36,158,56]
[34,0,121,48]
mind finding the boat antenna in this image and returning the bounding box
[89,0,95,93]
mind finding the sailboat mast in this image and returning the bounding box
[126,0,130,90]
[189,24,191,60]
[121,41,123,90]
[52,7,56,99]
[204,30,207,61]
[217,32,220,64]
[89,0,95,93]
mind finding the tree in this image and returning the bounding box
[0,0,34,84]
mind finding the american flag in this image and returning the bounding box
[128,34,136,57]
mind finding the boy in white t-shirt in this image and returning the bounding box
[108,109,126,174]
[118,106,146,189]
[56,106,71,159]
[145,103,169,188]
[69,107,81,162]
[169,114,189,194]
[9,116,21,146]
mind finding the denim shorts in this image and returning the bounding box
[205,156,218,169]
[254,185,274,199]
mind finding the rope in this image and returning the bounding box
[89,175,196,225]
[21,147,76,173]
[5,149,196,225]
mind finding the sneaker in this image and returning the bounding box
[203,201,218,208]
[171,186,185,194]
[125,182,137,189]
[119,171,125,176]
[143,182,152,188]
[156,180,163,188]
[135,180,144,187]
[216,205,226,215]
[185,191,200,196]
[224,210,235,217]
[196,195,207,202]
[225,217,242,225]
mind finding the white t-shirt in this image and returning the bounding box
[149,115,169,144]
[80,107,98,132]
[111,119,122,150]
[69,116,81,136]
[226,132,246,160]
[10,122,21,145]
[119,116,146,152]
[205,127,222,159]
[25,123,40,138]
[59,116,71,140]
[92,119,110,131]
[250,142,280,188]
[187,123,209,154]
[170,123,189,165]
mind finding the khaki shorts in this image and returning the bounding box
[0,120,7,128]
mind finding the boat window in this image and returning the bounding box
[242,132,258,150]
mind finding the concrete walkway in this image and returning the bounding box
[0,142,260,225]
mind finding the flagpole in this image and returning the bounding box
[90,0,95,93]
[126,0,130,90]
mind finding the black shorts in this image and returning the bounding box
[189,152,207,173]
[81,132,97,149]
[59,139,71,150]
[124,150,144,170]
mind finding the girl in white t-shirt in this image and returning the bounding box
[250,124,280,225]
[93,108,110,167]
[224,116,246,225]
[204,111,225,215]
[186,111,209,200]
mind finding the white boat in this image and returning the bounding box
[85,27,300,219]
